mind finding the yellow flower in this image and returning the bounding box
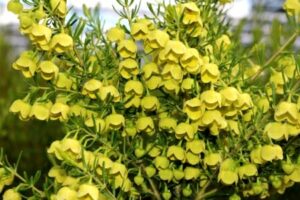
[186,139,205,154]
[161,63,183,82]
[141,95,160,112]
[257,97,270,113]
[77,184,99,200]
[12,51,37,78]
[218,170,238,185]
[216,34,231,50]
[219,87,240,107]
[204,152,222,168]
[184,167,201,180]
[269,71,287,95]
[124,95,141,109]
[111,162,128,178]
[261,144,283,162]
[185,151,200,165]
[238,163,258,179]
[181,2,201,25]
[60,138,82,157]
[131,21,150,40]
[117,40,137,58]
[9,99,31,121]
[264,122,288,141]
[159,117,177,133]
[142,63,160,79]
[55,187,77,200]
[39,61,59,80]
[250,146,265,165]
[161,40,186,63]
[106,26,125,43]
[124,80,144,97]
[47,140,63,160]
[277,55,296,79]
[283,0,300,16]
[200,63,220,83]
[183,97,203,120]
[118,58,139,79]
[50,102,70,121]
[167,145,185,161]
[147,145,162,157]
[97,156,113,171]
[136,116,155,135]
[162,79,180,95]
[105,113,125,130]
[236,93,253,110]
[187,20,204,38]
[180,48,202,74]
[50,0,67,18]
[98,85,121,102]
[18,12,34,34]
[181,78,195,93]
[286,166,300,182]
[50,33,74,53]
[29,24,52,50]
[145,30,170,49]
[69,104,87,118]
[55,73,73,90]
[48,166,67,183]
[145,76,162,90]
[200,90,222,110]
[3,189,22,200]
[82,79,103,99]
[226,120,240,135]
[175,122,196,141]
[275,101,299,124]
[159,169,173,182]
[154,156,169,170]
[29,101,53,121]
[201,110,227,135]
[7,0,23,14]
[173,167,185,181]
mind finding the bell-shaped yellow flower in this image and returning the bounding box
[218,170,238,185]
[187,20,204,38]
[269,71,287,95]
[60,138,82,156]
[124,95,141,109]
[29,24,52,50]
[131,21,150,40]
[47,140,63,160]
[275,101,299,124]
[118,58,139,79]
[50,102,70,121]
[29,101,52,121]
[147,145,162,157]
[200,90,222,110]
[184,167,201,180]
[186,139,205,154]
[257,97,270,113]
[183,97,204,120]
[283,0,300,16]
[124,80,144,97]
[162,40,186,63]
[216,34,231,51]
[250,146,265,165]
[136,116,155,135]
[142,63,160,79]
[55,187,77,200]
[154,156,170,170]
[77,184,99,200]
[97,156,113,170]
[39,60,59,80]
[185,151,200,165]
[7,0,23,14]
[50,0,67,18]
[219,87,240,107]
[141,95,160,112]
[167,145,185,161]
[204,152,222,168]
[105,113,125,130]
[175,122,196,141]
[18,12,34,34]
[82,79,102,99]
[286,166,300,182]
[181,2,201,25]
[162,79,180,95]
[181,78,195,93]
[200,63,220,83]
[201,110,227,135]
[3,189,22,200]
[238,163,258,179]
[277,55,296,79]
[50,33,73,53]
[145,76,162,90]
[264,122,288,141]
[159,169,173,182]
[48,166,67,183]
[159,117,177,133]
[117,40,137,58]
[145,30,170,49]
[261,144,283,162]
[85,118,106,134]
[69,104,87,118]
[173,167,185,181]
[180,48,202,74]
[55,73,73,90]
[161,63,183,82]
[106,26,125,43]
[9,99,31,121]
[98,85,121,102]
[12,51,37,78]
[236,93,253,110]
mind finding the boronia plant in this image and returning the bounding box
[1,0,300,199]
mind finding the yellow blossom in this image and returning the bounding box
[50,33,74,53]
[82,79,102,99]
[175,122,196,141]
[50,0,67,18]
[106,26,125,42]
[186,139,205,154]
[55,187,77,200]
[186,151,200,165]
[39,60,59,80]
[12,51,37,78]
[238,163,258,179]
[29,24,52,50]
[55,73,73,90]
[50,102,70,121]
[184,167,201,180]
[269,71,287,95]
[264,122,289,141]
[167,145,185,161]
[275,101,299,124]
[201,110,227,135]
[159,117,177,133]
[7,0,23,14]
[85,118,106,133]
[105,113,125,130]
[77,184,99,200]
[9,99,31,121]
[257,97,270,113]
[145,30,170,49]
[200,63,220,83]
[181,2,201,25]
[200,90,222,110]
[218,170,238,185]
[183,97,203,120]
[180,48,203,74]
[29,101,52,121]
[161,40,186,63]
[250,146,265,165]
[236,93,253,110]
[277,55,296,78]
[141,95,160,112]
[261,144,283,162]
[181,78,195,93]
[124,95,141,109]
[98,85,121,102]
[161,63,183,81]
[142,63,160,79]
[47,140,63,160]
[154,156,170,170]
[283,0,300,16]
[216,34,231,50]
[124,80,144,97]
[131,21,150,40]
[159,169,173,182]
[162,79,180,95]
[18,12,34,34]
[117,40,137,58]
[3,189,22,200]
[118,58,139,79]
[136,116,155,135]
[145,76,162,90]
[219,87,240,106]
[204,152,222,168]
[60,138,82,157]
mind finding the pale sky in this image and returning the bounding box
[0,0,252,26]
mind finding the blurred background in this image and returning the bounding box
[0,0,299,199]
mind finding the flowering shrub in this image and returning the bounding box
[2,0,300,199]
